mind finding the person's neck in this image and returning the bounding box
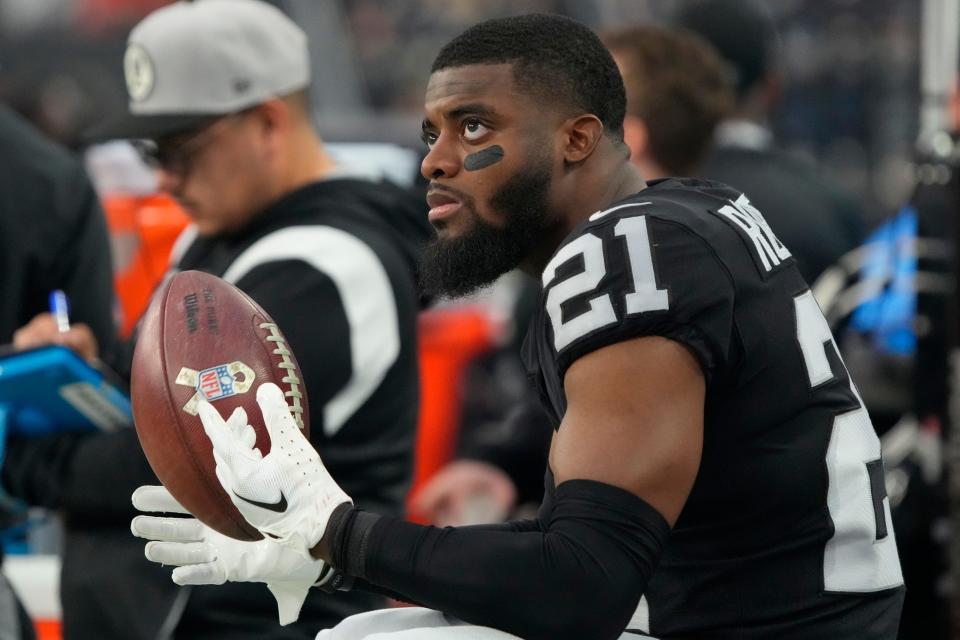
[277,129,339,196]
[632,155,669,182]
[591,160,648,217]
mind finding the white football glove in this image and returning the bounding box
[197,382,352,557]
[131,485,328,625]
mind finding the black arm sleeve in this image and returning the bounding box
[328,509,544,604]
[331,480,670,640]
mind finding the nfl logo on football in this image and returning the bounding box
[197,365,235,401]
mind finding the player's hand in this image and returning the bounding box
[409,460,516,526]
[131,485,329,625]
[13,313,99,361]
[198,383,352,557]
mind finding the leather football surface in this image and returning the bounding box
[131,270,310,540]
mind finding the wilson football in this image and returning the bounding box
[131,270,309,540]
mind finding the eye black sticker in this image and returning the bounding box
[464,145,504,171]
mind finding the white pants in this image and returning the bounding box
[315,608,521,639]
[315,607,659,639]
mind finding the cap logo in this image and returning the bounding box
[124,44,155,103]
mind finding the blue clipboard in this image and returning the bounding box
[0,345,132,436]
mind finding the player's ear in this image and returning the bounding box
[250,99,289,159]
[252,99,289,140]
[561,114,604,164]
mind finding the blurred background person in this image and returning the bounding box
[806,78,960,640]
[0,102,116,360]
[604,23,735,180]
[410,22,737,529]
[0,100,121,640]
[675,0,868,285]
[4,0,432,638]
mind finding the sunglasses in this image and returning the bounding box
[133,110,250,177]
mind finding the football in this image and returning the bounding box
[131,270,309,540]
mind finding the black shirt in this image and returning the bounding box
[524,178,904,638]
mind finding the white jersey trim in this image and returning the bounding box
[169,223,199,269]
[625,595,650,634]
[222,225,400,437]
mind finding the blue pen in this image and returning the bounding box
[49,289,71,333]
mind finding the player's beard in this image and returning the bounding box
[420,160,552,299]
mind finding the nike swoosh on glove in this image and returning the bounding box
[131,485,330,625]
[198,382,352,557]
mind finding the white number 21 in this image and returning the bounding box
[543,216,668,351]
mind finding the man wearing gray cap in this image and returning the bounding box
[11,0,432,637]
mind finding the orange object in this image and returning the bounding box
[407,307,501,523]
[102,193,190,337]
[34,619,61,640]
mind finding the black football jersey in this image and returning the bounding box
[523,178,904,639]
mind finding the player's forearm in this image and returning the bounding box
[317,480,670,640]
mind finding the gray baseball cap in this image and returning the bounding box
[90,0,309,141]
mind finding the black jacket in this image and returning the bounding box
[0,104,116,354]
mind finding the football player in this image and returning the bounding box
[134,13,904,640]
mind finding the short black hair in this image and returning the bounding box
[431,13,625,142]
